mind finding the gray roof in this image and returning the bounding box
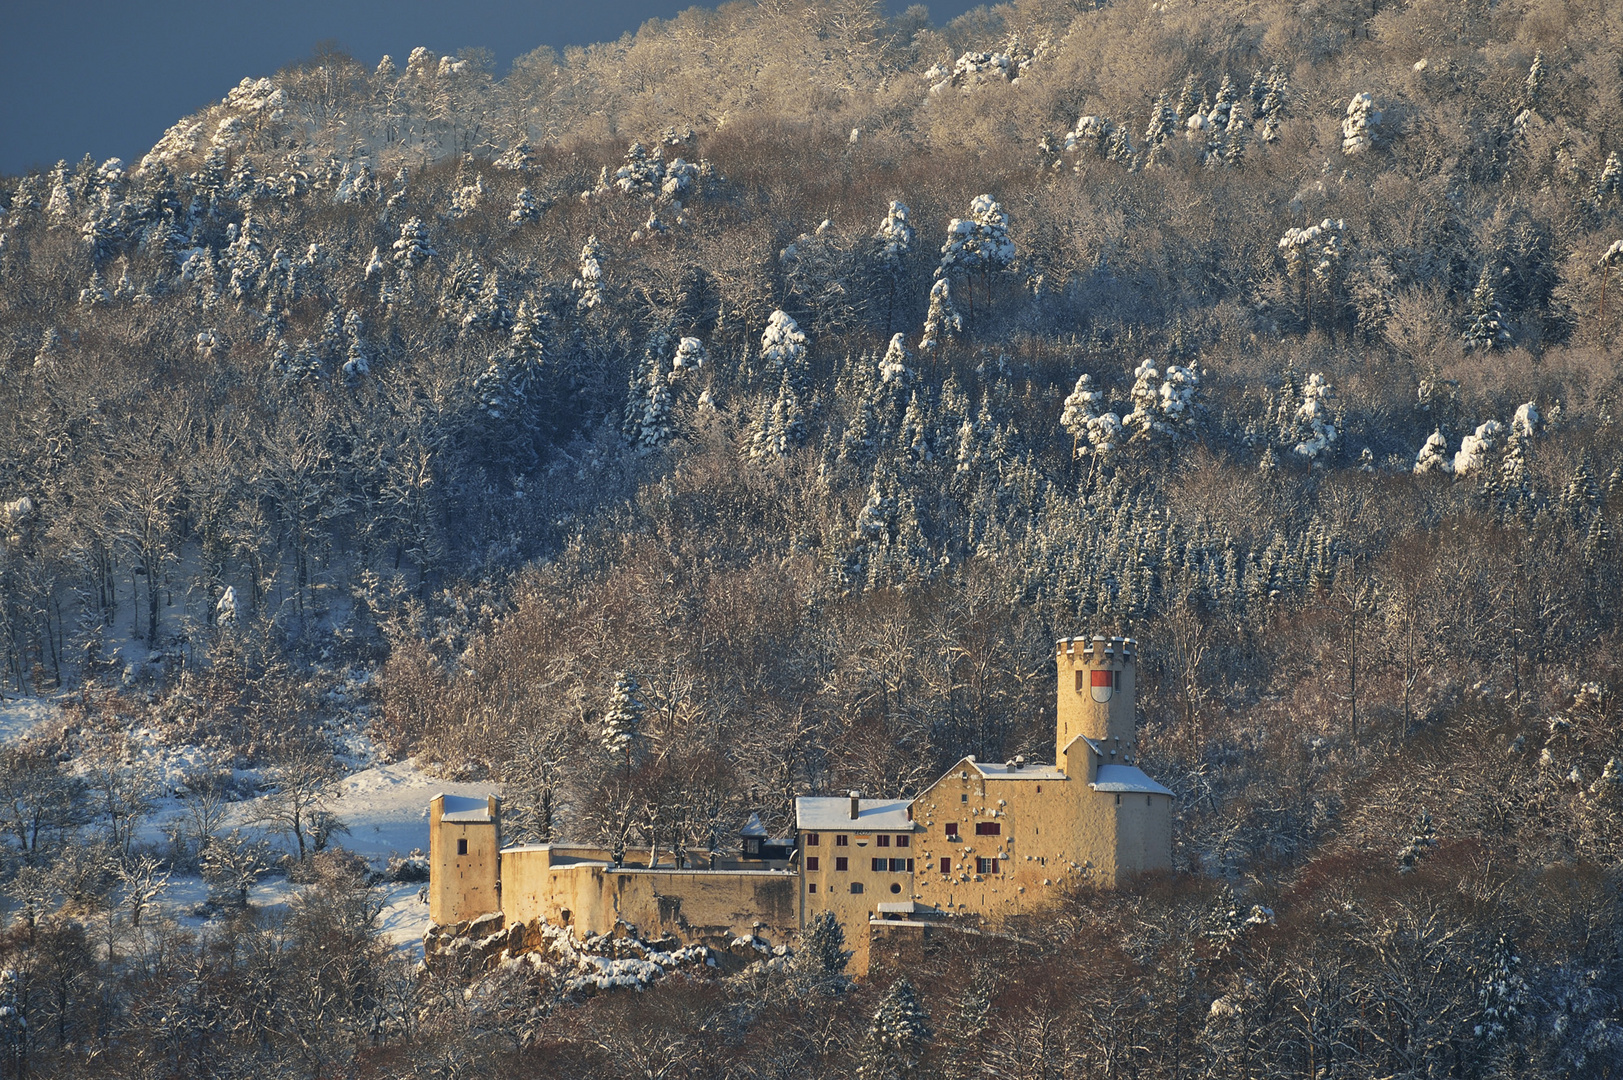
[1090,765,1173,796]
[972,760,1067,781]
[795,796,915,832]
[438,793,497,823]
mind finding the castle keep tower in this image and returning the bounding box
[1055,636,1137,763]
[429,793,501,925]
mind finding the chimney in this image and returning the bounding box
[849,791,861,820]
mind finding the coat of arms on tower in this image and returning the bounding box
[1090,668,1113,703]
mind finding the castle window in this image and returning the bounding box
[975,822,1001,836]
[1115,670,1121,692]
[1115,794,1121,806]
[1036,786,1041,793]
[945,823,958,838]
[1147,796,1152,806]
[1076,670,1085,693]
[836,835,849,846]
[876,835,890,847]
[890,858,910,872]
[805,833,820,846]
[457,838,467,856]
[850,882,864,894]
[976,857,1000,874]
[808,883,817,893]
[895,835,909,847]
[835,857,848,872]
[940,858,951,874]
[806,856,819,871]
[872,857,887,872]
[960,794,968,802]
[890,883,902,894]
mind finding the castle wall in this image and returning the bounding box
[501,846,800,945]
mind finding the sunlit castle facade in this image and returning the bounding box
[429,636,1171,974]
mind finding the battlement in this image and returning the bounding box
[1055,635,1139,766]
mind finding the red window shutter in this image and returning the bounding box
[975,822,1001,836]
[806,856,819,871]
[835,857,848,871]
[945,823,958,837]
[806,833,819,846]
[896,835,909,848]
[940,858,951,874]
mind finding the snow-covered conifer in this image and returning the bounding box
[392,217,435,265]
[672,336,707,373]
[1593,152,1622,203]
[602,673,645,775]
[216,586,239,625]
[857,978,932,1080]
[1512,401,1542,439]
[1060,373,1104,454]
[919,278,962,352]
[749,372,806,459]
[1452,420,1503,476]
[1176,74,1203,123]
[760,309,809,386]
[574,235,604,310]
[494,140,535,171]
[1143,93,1177,160]
[1341,93,1381,155]
[1474,935,1529,1045]
[509,186,544,224]
[614,142,663,197]
[874,200,914,265]
[1462,264,1510,351]
[1525,52,1545,111]
[799,909,851,976]
[364,246,385,281]
[1258,66,1288,142]
[1159,363,1202,438]
[1414,429,1453,475]
[636,357,676,454]
[878,333,912,388]
[1123,360,1162,443]
[1291,372,1339,463]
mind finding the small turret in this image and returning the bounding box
[1055,636,1138,767]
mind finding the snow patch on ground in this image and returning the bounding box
[0,694,61,742]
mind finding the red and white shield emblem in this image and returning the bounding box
[1090,669,1113,703]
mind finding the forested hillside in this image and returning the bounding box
[0,0,1621,1075]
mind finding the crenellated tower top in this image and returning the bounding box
[1055,635,1138,766]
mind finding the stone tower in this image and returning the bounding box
[1055,635,1138,764]
[428,793,502,925]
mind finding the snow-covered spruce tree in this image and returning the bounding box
[1462,264,1511,351]
[1414,429,1453,475]
[798,909,852,979]
[1143,92,1177,163]
[508,186,544,224]
[636,353,676,455]
[1258,65,1288,142]
[748,371,807,459]
[1593,152,1622,204]
[919,278,962,354]
[391,217,435,266]
[874,200,914,329]
[1060,373,1103,456]
[1453,420,1504,477]
[574,235,604,311]
[672,335,707,374]
[1278,219,1346,330]
[1341,94,1381,155]
[1291,373,1339,464]
[1474,933,1530,1050]
[602,672,645,779]
[1158,363,1203,439]
[857,978,932,1080]
[613,141,663,197]
[759,309,809,389]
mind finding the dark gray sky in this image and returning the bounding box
[2,1,979,177]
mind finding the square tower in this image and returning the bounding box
[429,793,502,925]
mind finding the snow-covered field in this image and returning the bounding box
[0,690,493,956]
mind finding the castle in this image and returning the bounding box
[428,636,1171,973]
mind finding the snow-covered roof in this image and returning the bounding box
[875,900,943,915]
[438,793,496,823]
[740,812,767,837]
[795,797,915,832]
[971,760,1067,781]
[1089,765,1173,796]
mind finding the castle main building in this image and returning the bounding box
[428,636,1171,973]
